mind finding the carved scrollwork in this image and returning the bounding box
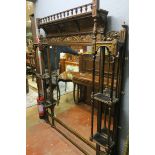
[105,31,120,41]
[47,34,93,44]
[103,25,127,43]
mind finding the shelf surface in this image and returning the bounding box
[93,92,118,106]
[93,128,115,149]
[44,99,57,108]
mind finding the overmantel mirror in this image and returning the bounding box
[32,0,127,154]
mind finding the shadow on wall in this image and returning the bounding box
[107,16,112,32]
[107,16,127,32]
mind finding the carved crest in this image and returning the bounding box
[105,31,120,41]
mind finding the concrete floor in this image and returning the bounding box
[27,87,100,155]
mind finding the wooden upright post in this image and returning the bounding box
[30,13,41,44]
[91,1,101,155]
[30,14,37,43]
[92,0,99,17]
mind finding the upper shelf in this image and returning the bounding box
[37,3,108,37]
[38,3,93,26]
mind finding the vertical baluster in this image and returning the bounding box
[107,52,111,89]
[110,56,116,99]
[104,104,107,129]
[90,53,97,139]
[107,107,111,153]
[98,48,101,91]
[71,9,73,15]
[80,6,82,13]
[90,4,93,10]
[100,46,105,93]
[67,11,69,16]
[112,103,117,140]
[53,15,55,20]
[57,14,59,19]
[75,8,78,15]
[85,5,88,12]
[60,13,62,19]
[63,12,66,18]
[97,101,102,133]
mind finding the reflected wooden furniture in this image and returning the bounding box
[59,54,118,104]
[75,53,118,104]
[72,72,117,104]
[59,58,66,73]
[26,52,36,80]
[26,52,35,67]
[60,58,79,73]
[79,54,99,73]
[65,61,79,68]
[58,71,79,94]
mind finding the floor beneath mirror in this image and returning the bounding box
[26,77,107,155]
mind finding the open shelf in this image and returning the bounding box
[35,73,50,79]
[44,99,57,108]
[93,128,115,149]
[92,92,118,106]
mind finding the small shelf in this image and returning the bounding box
[35,73,50,79]
[92,92,118,106]
[44,99,56,108]
[93,128,115,149]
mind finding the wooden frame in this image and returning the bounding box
[33,1,126,155]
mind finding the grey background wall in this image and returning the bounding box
[34,0,91,18]
[34,0,129,154]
